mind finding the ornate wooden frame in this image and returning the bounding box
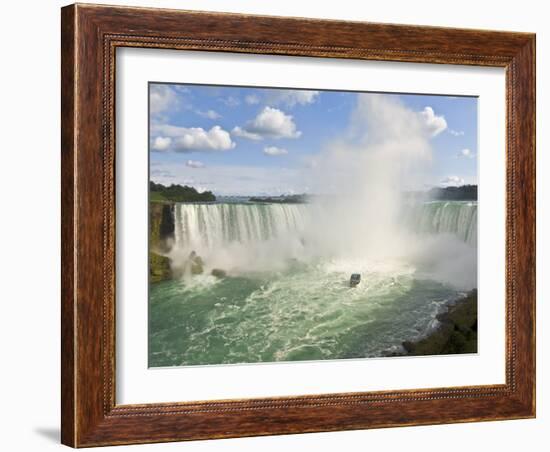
[61,3,535,447]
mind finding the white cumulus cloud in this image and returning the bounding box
[173,126,235,151]
[231,126,263,141]
[232,107,301,140]
[150,85,178,115]
[186,160,205,168]
[151,136,172,151]
[151,124,235,152]
[419,106,447,137]
[263,146,288,156]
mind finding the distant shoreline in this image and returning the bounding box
[405,184,477,201]
[149,182,478,203]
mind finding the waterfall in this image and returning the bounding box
[172,200,477,257]
[174,203,308,253]
[403,201,477,246]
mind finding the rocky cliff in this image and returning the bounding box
[150,202,175,252]
[149,202,175,283]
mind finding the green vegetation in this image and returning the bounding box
[150,191,168,202]
[150,181,216,202]
[402,289,478,356]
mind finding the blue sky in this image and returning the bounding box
[149,83,477,196]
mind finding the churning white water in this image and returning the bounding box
[166,199,478,293]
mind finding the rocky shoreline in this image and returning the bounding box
[398,289,478,356]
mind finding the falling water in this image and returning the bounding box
[174,202,308,253]
[173,201,477,254]
[403,201,477,246]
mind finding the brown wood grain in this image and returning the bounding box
[61,3,536,447]
[60,5,76,446]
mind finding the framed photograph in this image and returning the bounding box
[61,3,535,447]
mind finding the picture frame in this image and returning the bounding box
[61,3,535,447]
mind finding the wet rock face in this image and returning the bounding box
[159,204,175,243]
[401,289,478,356]
[149,252,171,283]
[149,202,176,283]
[189,253,204,275]
[150,202,175,253]
[211,268,227,278]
